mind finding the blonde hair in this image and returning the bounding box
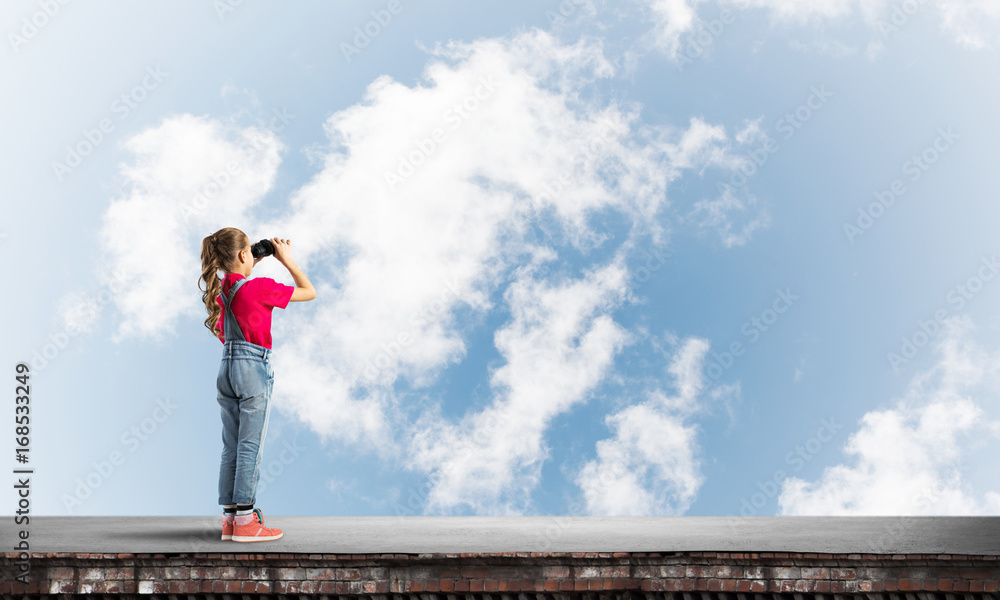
[198,227,249,340]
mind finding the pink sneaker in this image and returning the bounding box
[231,508,283,542]
[221,515,234,541]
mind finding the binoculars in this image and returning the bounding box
[250,239,276,260]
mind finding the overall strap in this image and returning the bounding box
[221,277,250,343]
[225,276,249,305]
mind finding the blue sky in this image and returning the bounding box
[3,1,1000,523]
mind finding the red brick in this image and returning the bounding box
[899,579,920,591]
[970,580,985,592]
[485,579,499,592]
[773,567,800,579]
[716,565,741,578]
[737,580,752,592]
[241,581,256,593]
[543,566,570,578]
[220,566,248,579]
[576,579,589,591]
[50,581,75,594]
[965,569,993,579]
[801,567,829,579]
[455,579,470,592]
[47,567,75,580]
[559,579,574,591]
[721,579,737,592]
[601,566,630,578]
[305,567,335,579]
[439,580,455,592]
[831,568,856,579]
[939,579,954,591]
[461,567,490,578]
[336,567,361,580]
[410,580,424,592]
[191,566,220,579]
[815,580,831,593]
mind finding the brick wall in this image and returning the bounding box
[3,551,999,598]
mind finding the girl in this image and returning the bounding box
[198,227,316,542]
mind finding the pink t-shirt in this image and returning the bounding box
[215,273,295,349]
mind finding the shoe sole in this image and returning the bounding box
[232,532,283,542]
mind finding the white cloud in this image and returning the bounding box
[938,0,1000,48]
[81,113,283,342]
[688,183,771,247]
[778,316,1000,516]
[78,28,764,511]
[729,0,858,23]
[637,0,1000,59]
[645,0,708,57]
[406,260,632,514]
[260,28,759,457]
[575,336,738,514]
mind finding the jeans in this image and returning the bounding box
[216,340,274,505]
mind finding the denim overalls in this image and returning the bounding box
[216,276,274,506]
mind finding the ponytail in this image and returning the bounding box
[198,227,248,341]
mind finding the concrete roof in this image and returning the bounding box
[18,516,1000,554]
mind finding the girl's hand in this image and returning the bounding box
[270,237,292,264]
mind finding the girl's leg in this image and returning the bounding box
[231,356,274,505]
[217,358,240,506]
